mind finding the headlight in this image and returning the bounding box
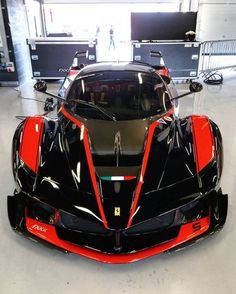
[27,200,60,225]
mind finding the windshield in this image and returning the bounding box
[66,70,172,121]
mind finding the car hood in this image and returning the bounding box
[36,114,206,229]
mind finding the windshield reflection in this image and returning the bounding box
[67,71,172,121]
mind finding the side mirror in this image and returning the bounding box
[33,81,66,103]
[189,82,203,93]
[171,81,203,101]
[34,81,47,92]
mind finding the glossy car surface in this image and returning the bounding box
[8,61,228,263]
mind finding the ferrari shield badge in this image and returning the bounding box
[114,207,121,216]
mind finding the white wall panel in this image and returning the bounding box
[197,3,236,40]
[200,0,236,3]
[43,0,178,3]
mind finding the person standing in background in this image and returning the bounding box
[109,25,115,50]
[95,25,100,41]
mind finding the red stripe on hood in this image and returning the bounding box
[127,108,174,228]
[127,121,159,228]
[60,106,108,228]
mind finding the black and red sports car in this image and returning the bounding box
[8,59,228,263]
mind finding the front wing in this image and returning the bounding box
[8,190,227,264]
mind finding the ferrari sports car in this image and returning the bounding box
[8,56,228,263]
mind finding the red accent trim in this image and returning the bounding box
[165,107,174,117]
[124,176,136,180]
[83,130,108,228]
[127,108,174,228]
[156,67,170,77]
[127,121,159,228]
[68,69,79,76]
[54,210,61,224]
[67,69,79,79]
[191,115,215,172]
[19,117,44,173]
[25,215,210,264]
[60,106,108,228]
[60,106,83,127]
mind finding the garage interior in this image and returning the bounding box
[1,0,236,293]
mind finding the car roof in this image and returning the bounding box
[77,62,156,78]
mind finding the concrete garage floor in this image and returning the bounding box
[0,72,236,294]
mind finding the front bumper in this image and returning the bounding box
[7,190,228,263]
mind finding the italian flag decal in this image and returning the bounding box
[101,176,136,181]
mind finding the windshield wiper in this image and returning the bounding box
[69,99,116,122]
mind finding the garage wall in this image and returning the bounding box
[6,0,32,83]
[0,0,18,83]
[25,0,45,38]
[197,0,236,40]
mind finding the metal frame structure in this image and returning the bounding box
[200,39,236,73]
